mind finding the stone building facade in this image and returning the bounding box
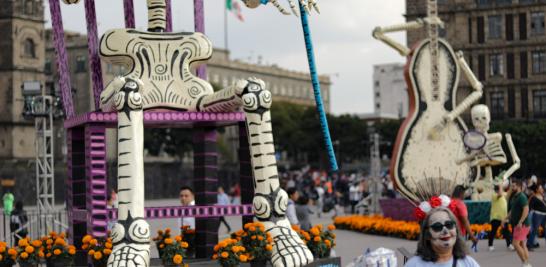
[0,0,46,160]
[406,0,546,120]
[373,63,408,119]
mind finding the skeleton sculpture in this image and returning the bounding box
[456,105,520,200]
[372,0,483,202]
[96,1,312,266]
[242,0,319,16]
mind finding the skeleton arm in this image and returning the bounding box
[197,80,246,112]
[372,17,442,57]
[502,134,520,181]
[445,52,483,122]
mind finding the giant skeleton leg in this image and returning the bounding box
[100,78,150,267]
[200,78,313,267]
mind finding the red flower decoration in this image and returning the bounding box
[414,207,426,221]
[429,196,441,208]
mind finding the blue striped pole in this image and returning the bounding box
[298,2,338,171]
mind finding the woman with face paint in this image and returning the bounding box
[405,207,480,267]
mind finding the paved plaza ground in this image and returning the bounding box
[4,199,546,266]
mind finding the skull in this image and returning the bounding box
[471,104,490,133]
[241,0,262,8]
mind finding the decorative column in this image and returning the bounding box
[193,127,218,258]
[238,122,254,225]
[66,127,86,266]
[85,125,108,238]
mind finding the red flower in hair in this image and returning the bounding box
[414,207,426,221]
[429,196,441,208]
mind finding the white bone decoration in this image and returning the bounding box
[99,1,313,266]
[373,0,483,202]
[457,105,521,200]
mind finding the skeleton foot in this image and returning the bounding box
[264,218,313,267]
[107,244,150,267]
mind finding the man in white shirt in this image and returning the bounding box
[179,186,195,229]
[286,187,299,226]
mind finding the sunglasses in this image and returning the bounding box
[429,220,456,233]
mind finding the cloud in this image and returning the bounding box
[44,0,407,115]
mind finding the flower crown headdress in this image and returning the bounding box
[406,176,459,221]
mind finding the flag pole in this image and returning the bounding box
[224,1,229,51]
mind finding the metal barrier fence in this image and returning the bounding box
[0,209,68,246]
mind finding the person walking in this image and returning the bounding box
[9,201,28,244]
[295,195,313,231]
[505,179,532,267]
[349,182,362,214]
[451,186,478,243]
[488,184,513,251]
[286,187,300,226]
[217,186,232,233]
[526,184,546,250]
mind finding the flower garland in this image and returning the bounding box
[414,194,458,221]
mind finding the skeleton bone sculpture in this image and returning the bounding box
[456,105,520,200]
[373,0,483,202]
[98,1,312,266]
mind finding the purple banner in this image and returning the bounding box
[48,0,75,118]
[84,0,104,110]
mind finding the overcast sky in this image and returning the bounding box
[44,0,406,115]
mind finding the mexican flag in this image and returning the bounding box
[226,0,244,22]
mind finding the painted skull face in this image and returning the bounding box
[241,0,262,8]
[471,104,491,133]
[428,211,457,250]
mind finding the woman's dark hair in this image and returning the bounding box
[286,187,298,198]
[15,201,23,210]
[296,195,309,205]
[416,207,467,262]
[530,184,541,193]
[452,185,466,199]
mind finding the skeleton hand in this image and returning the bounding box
[264,219,313,267]
[418,16,444,28]
[242,0,319,16]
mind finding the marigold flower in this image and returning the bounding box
[214,244,220,252]
[18,239,28,247]
[325,240,331,247]
[173,254,183,264]
[265,244,273,251]
[69,248,76,255]
[54,249,62,255]
[55,238,66,246]
[249,226,256,232]
[32,240,42,247]
[94,251,103,260]
[88,249,95,255]
[0,247,5,253]
[20,252,28,259]
[328,224,336,231]
[159,244,165,249]
[221,252,229,258]
[46,253,52,258]
[292,225,301,231]
[82,235,92,244]
[258,236,264,241]
[181,242,189,249]
[231,246,239,253]
[25,246,34,254]
[38,251,45,258]
[104,249,112,255]
[7,248,16,255]
[175,236,182,242]
[239,254,248,262]
[49,231,57,237]
[212,253,218,260]
[314,236,321,242]
[310,228,320,236]
[46,239,53,245]
[105,242,113,249]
